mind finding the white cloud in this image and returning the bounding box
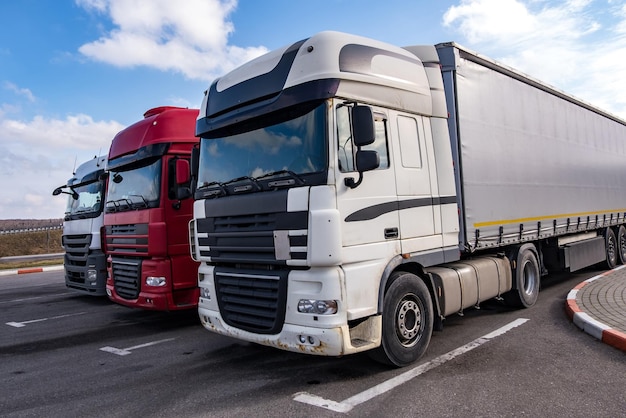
[76,0,268,81]
[1,113,123,150]
[0,113,124,219]
[443,0,626,118]
[3,82,36,102]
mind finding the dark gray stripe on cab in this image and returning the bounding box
[345,195,457,222]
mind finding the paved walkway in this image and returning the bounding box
[566,265,626,352]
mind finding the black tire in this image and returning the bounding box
[369,272,433,367]
[616,225,626,265]
[604,227,618,269]
[503,244,540,308]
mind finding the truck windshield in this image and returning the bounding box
[106,158,161,212]
[65,180,104,220]
[197,102,328,194]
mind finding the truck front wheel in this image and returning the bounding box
[369,272,433,367]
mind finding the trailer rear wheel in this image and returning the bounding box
[369,272,433,367]
[604,227,618,269]
[504,244,540,308]
[616,225,626,265]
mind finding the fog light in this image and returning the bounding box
[146,276,166,287]
[106,288,112,297]
[297,335,319,346]
[200,287,211,300]
[87,269,97,281]
[297,299,338,315]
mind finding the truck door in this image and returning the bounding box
[391,113,442,254]
[336,104,400,254]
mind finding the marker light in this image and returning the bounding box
[146,276,167,287]
[297,299,338,315]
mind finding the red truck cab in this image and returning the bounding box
[104,106,199,310]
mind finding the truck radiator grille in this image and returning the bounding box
[111,258,141,300]
[214,267,288,334]
[62,234,91,283]
[196,211,308,264]
[105,223,149,255]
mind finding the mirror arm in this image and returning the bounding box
[344,173,363,189]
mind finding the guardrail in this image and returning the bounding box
[0,253,65,264]
[0,225,63,235]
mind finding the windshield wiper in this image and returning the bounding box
[255,170,305,186]
[128,194,149,209]
[223,176,262,192]
[197,181,227,197]
[105,198,132,212]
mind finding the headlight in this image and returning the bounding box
[200,287,211,300]
[146,276,167,287]
[297,299,338,315]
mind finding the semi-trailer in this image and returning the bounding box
[105,106,200,311]
[53,155,108,295]
[190,31,626,366]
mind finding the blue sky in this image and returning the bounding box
[1,0,626,220]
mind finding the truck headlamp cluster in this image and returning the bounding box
[297,299,338,315]
[146,276,167,287]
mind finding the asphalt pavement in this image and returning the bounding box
[2,262,625,353]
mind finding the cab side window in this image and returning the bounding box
[337,105,389,172]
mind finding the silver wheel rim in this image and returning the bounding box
[395,295,422,347]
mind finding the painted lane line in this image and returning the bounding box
[6,311,87,328]
[100,338,177,356]
[0,292,75,305]
[293,318,530,413]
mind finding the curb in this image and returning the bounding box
[0,265,64,277]
[565,268,626,352]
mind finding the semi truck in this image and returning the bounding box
[105,106,200,311]
[190,31,626,366]
[53,155,108,295]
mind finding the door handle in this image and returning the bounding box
[384,227,398,239]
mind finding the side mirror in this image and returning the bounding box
[344,105,379,189]
[190,144,200,194]
[355,150,380,172]
[112,173,123,184]
[173,158,192,203]
[352,105,375,147]
[176,187,192,200]
[176,159,190,185]
[52,186,79,200]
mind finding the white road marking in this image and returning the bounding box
[293,318,530,413]
[6,311,87,328]
[0,292,75,305]
[100,338,177,356]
